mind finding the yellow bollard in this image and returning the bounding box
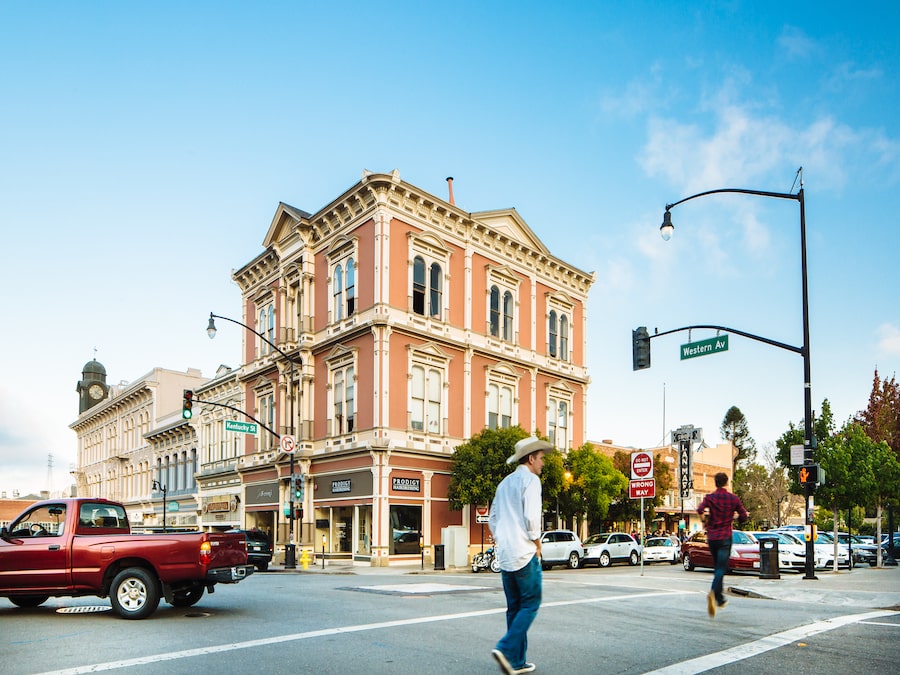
[300,548,310,571]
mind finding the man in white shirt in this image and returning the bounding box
[489,436,549,675]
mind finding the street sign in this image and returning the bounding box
[680,335,729,360]
[475,505,490,524]
[678,442,692,498]
[790,444,805,466]
[225,420,258,434]
[280,435,296,453]
[631,451,653,479]
[630,479,656,499]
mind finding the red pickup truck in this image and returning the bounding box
[0,497,254,619]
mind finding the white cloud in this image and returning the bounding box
[877,323,900,355]
[778,26,819,60]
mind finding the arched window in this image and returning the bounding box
[429,262,442,318]
[489,286,500,337]
[345,258,356,317]
[502,291,514,341]
[412,256,426,315]
[559,314,569,361]
[549,310,558,357]
[333,264,344,321]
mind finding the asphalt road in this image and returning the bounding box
[3,562,898,675]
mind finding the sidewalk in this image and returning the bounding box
[729,565,900,610]
[268,560,900,609]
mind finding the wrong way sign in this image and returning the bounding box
[630,479,656,499]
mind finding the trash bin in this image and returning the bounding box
[759,538,780,579]
[434,544,445,571]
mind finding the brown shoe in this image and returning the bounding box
[707,591,717,618]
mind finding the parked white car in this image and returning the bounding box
[779,531,850,569]
[749,531,807,571]
[540,530,583,569]
[582,532,642,568]
[641,536,680,564]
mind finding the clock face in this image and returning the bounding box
[88,384,105,400]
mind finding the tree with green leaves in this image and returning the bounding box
[447,426,530,510]
[721,406,756,477]
[566,444,628,534]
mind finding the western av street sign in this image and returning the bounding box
[681,335,729,360]
[225,420,258,434]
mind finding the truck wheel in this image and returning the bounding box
[256,561,269,572]
[171,584,205,608]
[9,595,49,608]
[110,567,160,619]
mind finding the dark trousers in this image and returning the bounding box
[708,537,732,604]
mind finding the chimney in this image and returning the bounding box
[446,176,455,206]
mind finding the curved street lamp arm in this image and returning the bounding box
[209,312,301,368]
[648,324,803,355]
[666,187,800,212]
[194,396,280,440]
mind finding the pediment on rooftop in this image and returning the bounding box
[471,208,550,256]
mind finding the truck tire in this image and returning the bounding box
[9,595,49,608]
[171,584,205,608]
[110,567,161,619]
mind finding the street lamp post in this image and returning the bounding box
[152,480,167,533]
[661,170,816,580]
[207,311,301,569]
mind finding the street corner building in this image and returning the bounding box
[70,170,594,567]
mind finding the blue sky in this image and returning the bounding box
[1,2,898,496]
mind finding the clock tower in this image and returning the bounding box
[77,358,109,414]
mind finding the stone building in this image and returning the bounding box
[70,363,208,529]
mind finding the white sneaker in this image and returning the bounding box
[492,649,514,675]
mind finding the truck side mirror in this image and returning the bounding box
[0,526,9,540]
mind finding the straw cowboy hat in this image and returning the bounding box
[507,436,552,464]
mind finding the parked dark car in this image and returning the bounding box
[227,529,273,571]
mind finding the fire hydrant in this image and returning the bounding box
[299,548,310,571]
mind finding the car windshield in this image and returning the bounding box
[646,538,672,547]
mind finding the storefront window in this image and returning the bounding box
[390,504,421,555]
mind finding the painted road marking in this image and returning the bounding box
[38,590,686,675]
[643,609,899,675]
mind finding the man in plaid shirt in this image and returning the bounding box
[697,472,748,617]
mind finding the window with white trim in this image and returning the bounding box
[408,233,449,320]
[486,366,519,430]
[256,302,275,358]
[258,390,275,446]
[332,365,356,435]
[547,296,573,361]
[411,365,442,433]
[327,238,359,324]
[486,267,519,341]
[547,393,571,450]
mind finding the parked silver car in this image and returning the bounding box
[582,532,642,568]
[540,530,583,569]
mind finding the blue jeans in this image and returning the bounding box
[708,537,732,604]
[497,554,542,669]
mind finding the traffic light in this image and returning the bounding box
[632,327,651,371]
[799,463,824,486]
[182,390,193,419]
[293,475,303,501]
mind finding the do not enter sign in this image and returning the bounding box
[631,452,653,479]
